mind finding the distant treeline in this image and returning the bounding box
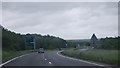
[66,39,90,48]
[67,37,119,50]
[2,26,66,51]
[1,25,119,50]
[100,37,119,50]
[2,28,25,51]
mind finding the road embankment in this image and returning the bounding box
[2,50,33,63]
[62,48,119,65]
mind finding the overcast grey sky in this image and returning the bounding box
[2,0,119,2]
[1,2,118,39]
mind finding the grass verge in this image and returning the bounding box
[2,50,32,63]
[63,48,119,65]
[0,49,2,64]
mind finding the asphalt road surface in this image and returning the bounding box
[2,50,110,67]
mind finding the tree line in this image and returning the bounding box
[1,25,119,50]
[99,37,119,50]
[66,37,119,50]
[66,39,90,48]
[2,26,66,51]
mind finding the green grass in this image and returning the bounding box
[2,50,32,63]
[0,49,2,63]
[63,48,119,65]
[0,49,2,57]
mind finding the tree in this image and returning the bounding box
[100,37,119,50]
[2,26,67,50]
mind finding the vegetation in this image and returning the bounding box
[1,26,66,62]
[64,37,119,65]
[2,28,26,51]
[63,48,119,65]
[66,37,119,50]
[66,39,90,48]
[1,24,119,64]
[99,37,119,50]
[0,50,1,64]
[35,34,66,49]
[2,26,66,50]
[2,50,31,63]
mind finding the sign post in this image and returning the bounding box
[25,34,35,50]
[30,38,35,50]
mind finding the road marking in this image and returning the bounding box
[43,54,52,65]
[43,53,52,65]
[43,54,47,61]
[57,51,105,66]
[0,55,24,67]
[43,54,45,58]
[45,59,47,60]
[49,62,52,64]
[0,53,32,67]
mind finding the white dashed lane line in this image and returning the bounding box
[43,53,52,65]
[45,59,47,60]
[49,62,52,64]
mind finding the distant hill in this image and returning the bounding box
[67,39,90,43]
[66,39,90,47]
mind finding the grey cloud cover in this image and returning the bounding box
[2,0,119,2]
[2,2,118,39]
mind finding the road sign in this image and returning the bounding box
[25,34,35,50]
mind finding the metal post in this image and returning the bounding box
[30,38,35,50]
[34,38,35,50]
[66,44,67,47]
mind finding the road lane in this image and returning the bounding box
[44,51,105,66]
[4,52,51,66]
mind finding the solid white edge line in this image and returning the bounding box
[57,51,105,66]
[0,53,31,67]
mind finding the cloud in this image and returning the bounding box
[2,2,118,39]
[2,0,120,2]
[0,2,2,25]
